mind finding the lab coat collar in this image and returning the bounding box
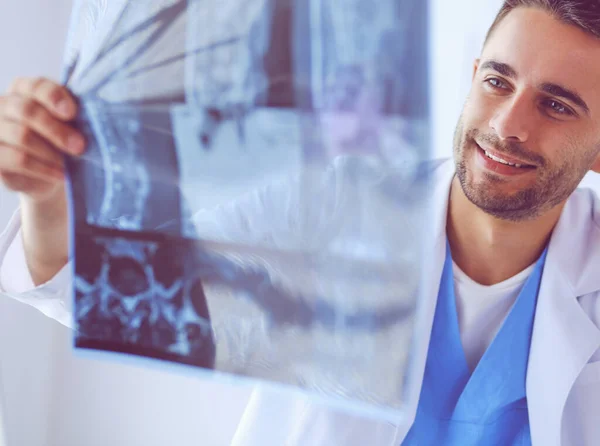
[546,187,600,297]
[527,187,600,446]
[392,159,455,443]
[428,159,600,296]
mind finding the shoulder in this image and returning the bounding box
[327,156,453,207]
[564,187,600,347]
[330,155,452,183]
[579,290,600,362]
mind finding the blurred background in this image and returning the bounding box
[0,0,599,445]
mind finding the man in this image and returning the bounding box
[0,0,600,445]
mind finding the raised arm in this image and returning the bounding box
[0,77,85,285]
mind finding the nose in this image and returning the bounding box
[489,94,534,143]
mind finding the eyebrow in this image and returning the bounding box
[480,60,517,78]
[479,59,590,115]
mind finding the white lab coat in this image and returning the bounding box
[0,159,599,446]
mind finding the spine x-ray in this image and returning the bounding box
[61,0,431,420]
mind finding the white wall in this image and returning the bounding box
[430,0,502,159]
[0,2,73,446]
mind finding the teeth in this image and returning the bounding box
[484,150,523,168]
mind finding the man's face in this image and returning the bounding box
[454,7,600,221]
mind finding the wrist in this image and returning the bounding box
[20,184,68,222]
[19,186,69,285]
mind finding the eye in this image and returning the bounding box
[485,77,508,90]
[544,99,575,116]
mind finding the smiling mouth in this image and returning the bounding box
[477,144,536,169]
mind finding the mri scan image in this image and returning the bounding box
[63,0,430,419]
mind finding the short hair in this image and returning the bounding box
[484,0,600,47]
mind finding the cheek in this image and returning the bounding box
[462,90,495,127]
[540,131,597,174]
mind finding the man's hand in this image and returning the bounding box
[0,77,86,286]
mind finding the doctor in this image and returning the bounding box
[0,0,600,444]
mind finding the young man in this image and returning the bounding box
[0,0,600,444]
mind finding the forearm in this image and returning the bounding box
[20,187,69,286]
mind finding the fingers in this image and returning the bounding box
[0,95,85,156]
[0,171,55,196]
[0,76,84,202]
[0,119,65,168]
[0,144,64,183]
[8,77,78,121]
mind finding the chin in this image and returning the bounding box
[456,162,540,221]
[461,183,540,221]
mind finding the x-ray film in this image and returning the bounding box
[62,0,431,421]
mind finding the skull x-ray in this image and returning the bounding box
[63,0,431,420]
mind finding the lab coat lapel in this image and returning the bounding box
[527,189,600,446]
[393,159,456,444]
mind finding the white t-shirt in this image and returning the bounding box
[453,260,537,371]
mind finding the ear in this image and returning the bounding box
[472,59,481,82]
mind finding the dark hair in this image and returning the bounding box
[484,0,600,46]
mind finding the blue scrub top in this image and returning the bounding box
[403,243,548,445]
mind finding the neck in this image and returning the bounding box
[446,177,562,285]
